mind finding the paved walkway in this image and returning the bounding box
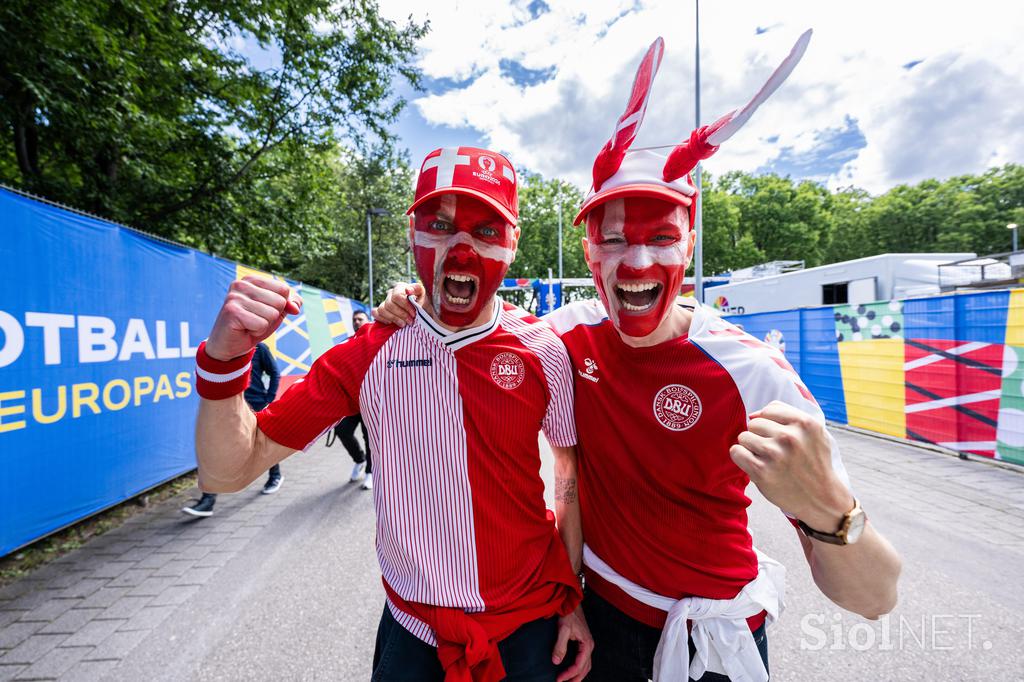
[1,429,1023,681]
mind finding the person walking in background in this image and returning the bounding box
[339,310,374,490]
[183,341,282,517]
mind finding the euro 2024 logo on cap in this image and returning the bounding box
[653,384,702,431]
[474,155,501,187]
[490,352,525,390]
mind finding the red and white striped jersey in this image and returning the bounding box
[545,299,850,630]
[256,299,577,643]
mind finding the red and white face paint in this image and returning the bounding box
[585,197,691,338]
[412,193,517,328]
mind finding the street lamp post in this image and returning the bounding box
[1009,223,1019,253]
[366,207,390,307]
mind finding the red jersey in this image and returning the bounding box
[546,299,850,630]
[257,299,578,644]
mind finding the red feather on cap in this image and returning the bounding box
[662,114,730,182]
[592,37,664,192]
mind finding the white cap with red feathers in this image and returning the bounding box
[574,29,813,226]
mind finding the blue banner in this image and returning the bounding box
[0,189,362,555]
[534,281,563,317]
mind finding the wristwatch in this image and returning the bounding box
[797,498,866,545]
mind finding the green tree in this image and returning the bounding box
[512,172,587,280]
[0,0,425,261]
[700,179,765,274]
[824,186,874,263]
[290,146,415,304]
[718,172,830,267]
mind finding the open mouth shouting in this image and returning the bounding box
[443,272,479,309]
[615,280,663,313]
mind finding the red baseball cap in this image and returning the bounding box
[407,147,519,226]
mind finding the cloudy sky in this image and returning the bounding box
[376,0,1024,195]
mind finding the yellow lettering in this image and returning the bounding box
[175,371,192,398]
[0,390,27,433]
[133,376,154,406]
[102,379,131,411]
[154,374,174,403]
[32,387,67,424]
[72,383,101,418]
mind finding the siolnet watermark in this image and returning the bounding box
[800,613,991,652]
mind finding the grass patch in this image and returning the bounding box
[0,472,198,587]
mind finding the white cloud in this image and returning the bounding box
[379,0,1024,194]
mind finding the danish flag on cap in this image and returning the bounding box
[407,146,519,225]
[575,29,813,226]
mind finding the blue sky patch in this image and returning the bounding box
[499,59,557,87]
[420,72,482,95]
[526,0,550,20]
[758,115,867,179]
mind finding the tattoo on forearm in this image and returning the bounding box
[555,477,577,504]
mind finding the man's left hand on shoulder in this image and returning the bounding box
[730,400,853,531]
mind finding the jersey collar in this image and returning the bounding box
[414,297,503,351]
[681,297,709,337]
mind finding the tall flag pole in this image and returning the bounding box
[557,183,564,305]
[693,0,704,303]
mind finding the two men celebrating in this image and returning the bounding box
[194,30,899,682]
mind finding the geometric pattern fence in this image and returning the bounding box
[727,288,1024,466]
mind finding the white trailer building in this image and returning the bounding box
[707,253,975,315]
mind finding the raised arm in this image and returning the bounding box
[195,391,294,492]
[731,401,902,619]
[194,276,301,493]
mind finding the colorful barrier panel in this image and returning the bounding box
[727,289,1024,467]
[0,188,366,556]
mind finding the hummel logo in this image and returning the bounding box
[577,357,600,383]
[386,358,433,369]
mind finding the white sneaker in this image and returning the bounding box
[261,476,283,495]
[350,461,366,482]
[361,473,373,490]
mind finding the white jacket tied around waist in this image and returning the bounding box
[583,544,786,682]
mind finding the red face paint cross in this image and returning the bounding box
[584,197,693,338]
[411,194,519,328]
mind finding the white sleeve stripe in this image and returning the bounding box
[693,316,853,497]
[195,363,251,383]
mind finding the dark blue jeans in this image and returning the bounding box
[371,604,566,681]
[583,589,769,682]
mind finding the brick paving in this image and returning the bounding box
[0,438,355,682]
[0,428,1022,680]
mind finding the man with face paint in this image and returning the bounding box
[374,35,901,682]
[192,146,594,682]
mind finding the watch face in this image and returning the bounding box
[846,510,867,544]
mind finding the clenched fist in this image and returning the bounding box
[205,276,302,361]
[730,401,854,531]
